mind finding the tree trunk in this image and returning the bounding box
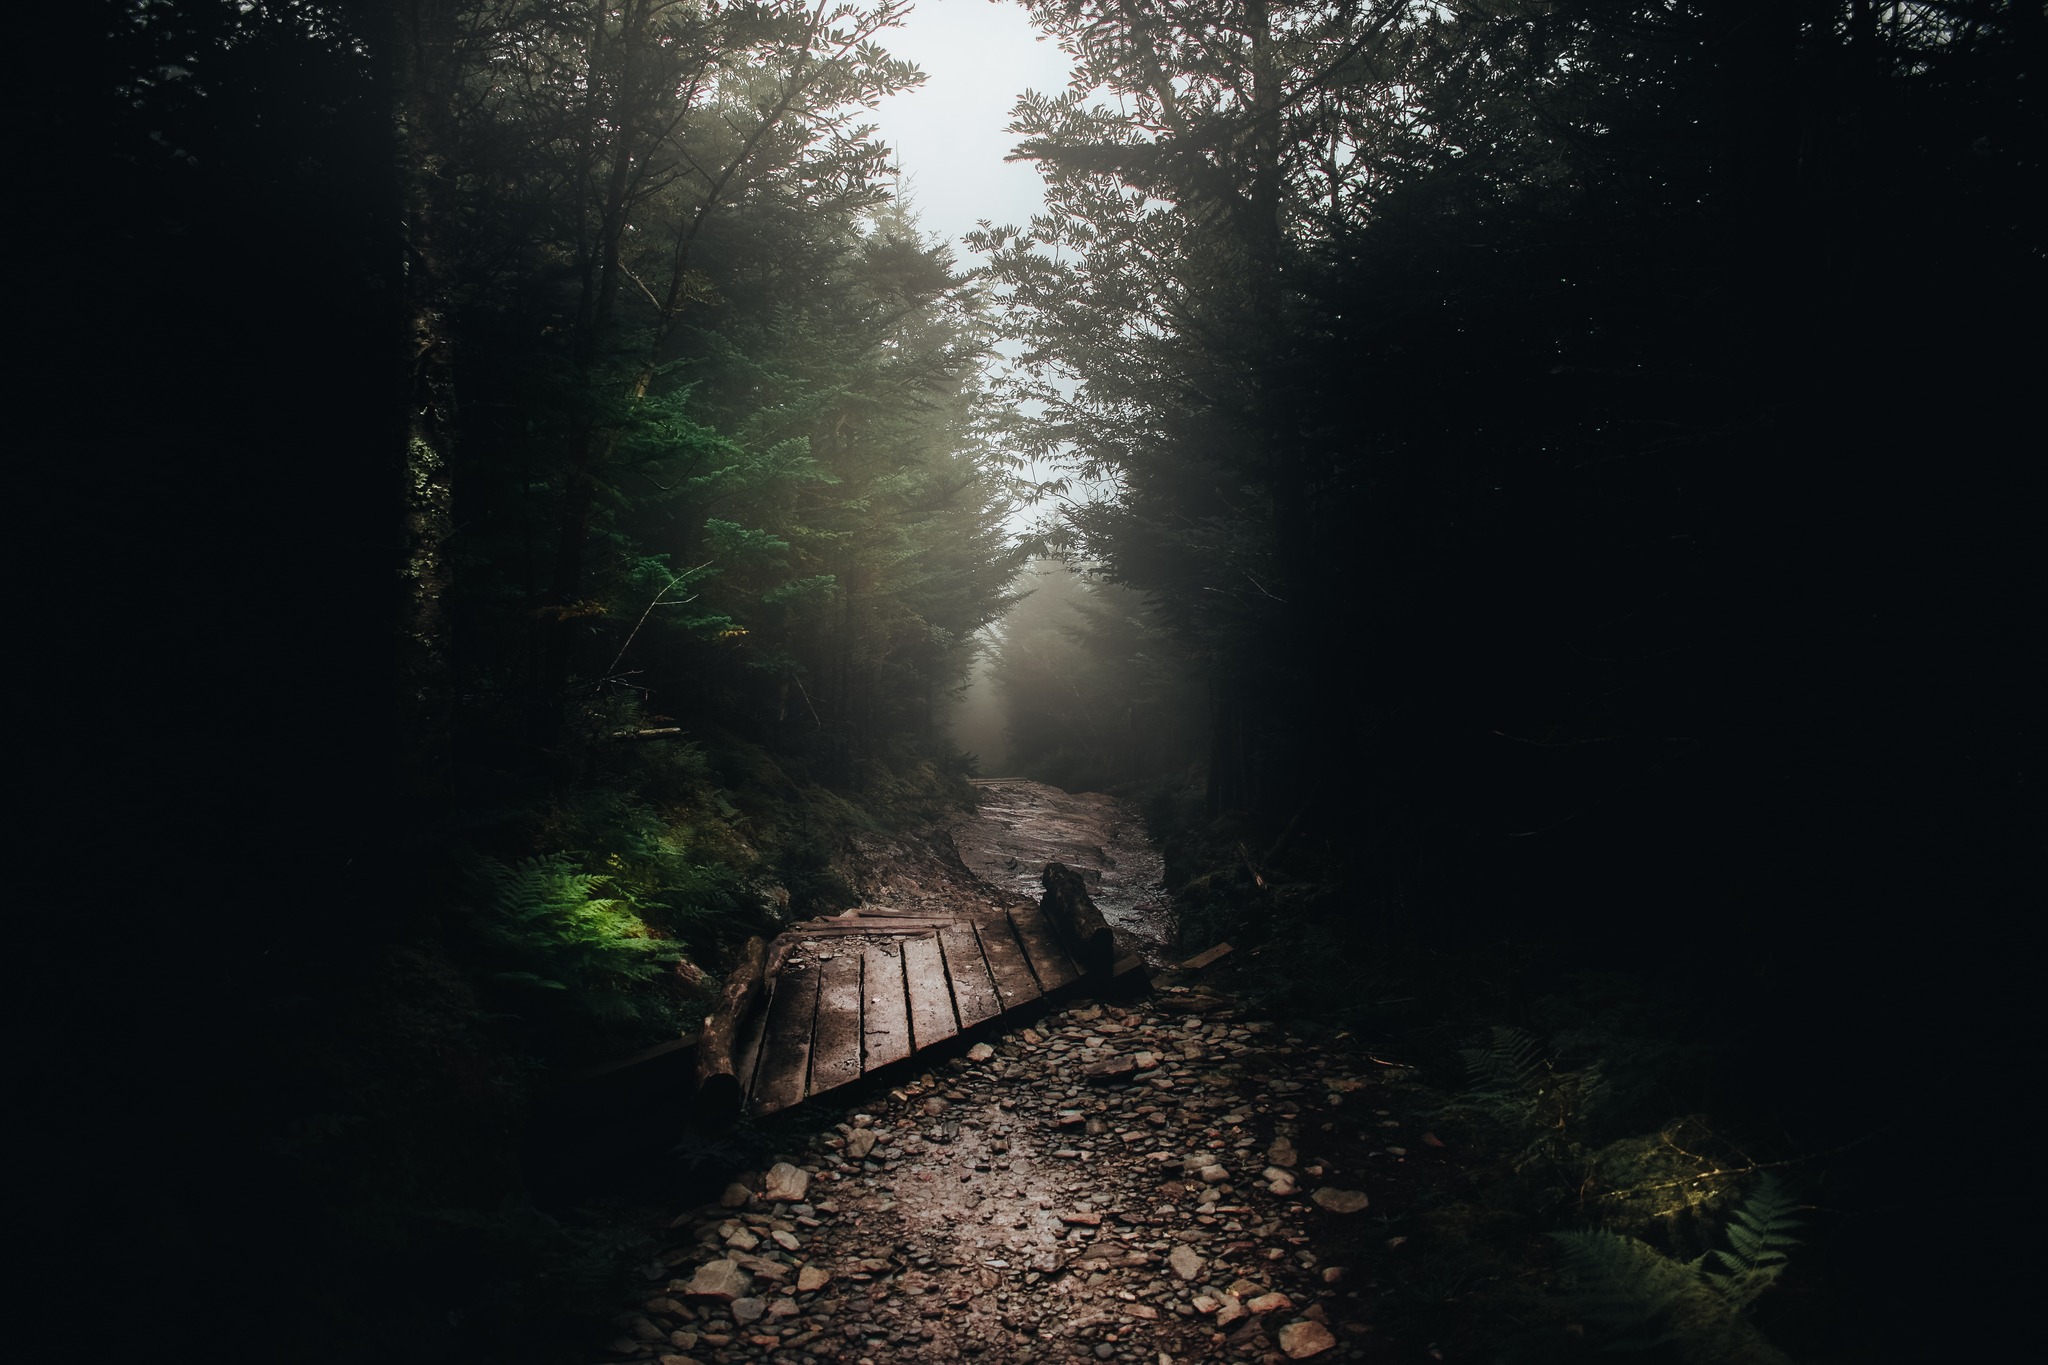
[395,0,461,823]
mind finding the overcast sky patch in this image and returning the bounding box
[870,1,1072,261]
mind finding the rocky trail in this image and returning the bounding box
[599,783,1455,1365]
[953,780,1177,970]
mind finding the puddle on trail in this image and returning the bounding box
[954,778,1177,968]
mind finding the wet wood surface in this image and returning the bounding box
[859,938,913,1070]
[750,960,820,1116]
[693,935,766,1122]
[809,950,864,1095]
[938,922,1002,1028]
[1005,904,1082,993]
[730,897,1108,1116]
[974,911,1043,1008]
[899,932,959,1052]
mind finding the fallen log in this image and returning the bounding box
[1040,861,1115,983]
[693,935,767,1123]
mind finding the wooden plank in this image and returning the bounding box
[809,950,864,1097]
[839,916,958,929]
[695,935,767,1121]
[860,938,913,1070]
[731,993,769,1103]
[1006,903,1081,992]
[972,911,1043,1009]
[1179,941,1234,971]
[750,960,821,1115]
[1108,953,1151,1001]
[938,921,1002,1028]
[900,933,959,1050]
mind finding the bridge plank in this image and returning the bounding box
[972,910,1043,1009]
[732,987,770,1103]
[832,911,959,923]
[1006,903,1081,992]
[791,922,953,936]
[751,960,820,1115]
[860,938,912,1070]
[900,933,959,1050]
[809,950,864,1098]
[938,921,1002,1028]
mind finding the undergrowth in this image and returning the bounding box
[258,722,980,1363]
[1546,1176,1804,1362]
[1151,804,1844,1364]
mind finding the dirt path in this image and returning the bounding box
[603,788,1428,1365]
[953,779,1177,969]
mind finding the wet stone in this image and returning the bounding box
[1310,1188,1369,1215]
[762,1163,811,1203]
[1278,1320,1337,1358]
[681,1260,752,1302]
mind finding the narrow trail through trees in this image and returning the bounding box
[612,786,1428,1365]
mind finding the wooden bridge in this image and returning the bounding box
[695,865,1139,1119]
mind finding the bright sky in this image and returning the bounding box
[869,1,1073,262]
[867,1,1086,536]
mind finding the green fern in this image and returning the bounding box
[1549,1228,1691,1352]
[1462,1025,1546,1095]
[1694,1173,1802,1310]
[464,853,673,1024]
[1450,1026,1611,1173]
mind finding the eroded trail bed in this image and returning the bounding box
[630,1003,1421,1365]
[600,787,1442,1365]
[953,779,1175,968]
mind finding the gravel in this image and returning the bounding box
[608,995,1388,1363]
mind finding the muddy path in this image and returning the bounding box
[953,779,1177,969]
[597,785,1441,1365]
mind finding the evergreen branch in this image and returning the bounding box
[606,562,714,677]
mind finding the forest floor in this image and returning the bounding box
[598,782,1460,1365]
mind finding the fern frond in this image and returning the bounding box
[1461,1025,1545,1095]
[491,971,569,990]
[1549,1229,1689,1351]
[463,852,677,1027]
[1697,1173,1803,1310]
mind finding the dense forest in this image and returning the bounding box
[27,1,2035,1361]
